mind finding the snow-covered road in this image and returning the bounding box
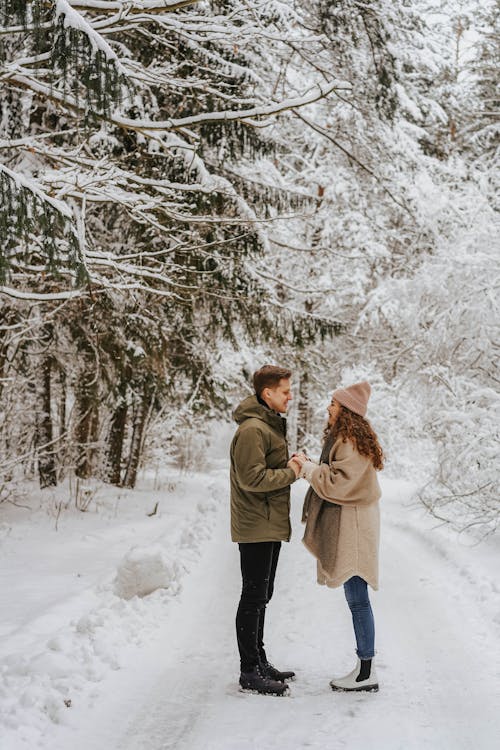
[71,479,500,749]
[2,471,499,750]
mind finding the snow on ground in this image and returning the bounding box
[0,458,226,749]
[1,445,499,750]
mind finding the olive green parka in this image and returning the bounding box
[230,395,296,543]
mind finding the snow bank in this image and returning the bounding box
[0,469,226,750]
[113,545,182,600]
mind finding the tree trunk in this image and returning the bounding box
[58,367,67,441]
[73,366,99,479]
[56,366,67,477]
[88,405,100,475]
[105,392,128,486]
[296,369,311,451]
[123,382,154,489]
[36,354,57,488]
[0,308,13,402]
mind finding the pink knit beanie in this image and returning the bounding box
[332,381,371,417]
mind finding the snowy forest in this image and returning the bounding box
[0,0,498,533]
[1,3,499,750]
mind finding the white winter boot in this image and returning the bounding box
[329,658,379,692]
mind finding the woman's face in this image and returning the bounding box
[327,398,341,426]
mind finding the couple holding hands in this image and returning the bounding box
[230,365,384,696]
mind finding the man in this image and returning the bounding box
[230,364,300,696]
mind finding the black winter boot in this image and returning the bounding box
[239,664,289,696]
[260,661,296,682]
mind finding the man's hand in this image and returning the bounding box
[287,457,301,477]
[291,452,308,467]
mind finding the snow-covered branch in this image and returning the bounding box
[55,0,127,74]
[69,0,200,12]
[293,110,414,216]
[6,70,346,133]
[0,163,74,219]
[0,286,84,301]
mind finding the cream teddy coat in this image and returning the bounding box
[300,436,381,590]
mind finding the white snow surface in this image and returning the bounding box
[1,456,499,750]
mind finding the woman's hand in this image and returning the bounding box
[291,452,308,467]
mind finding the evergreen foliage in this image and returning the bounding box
[0,165,86,284]
[0,1,497,533]
[0,0,341,488]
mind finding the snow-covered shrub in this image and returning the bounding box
[359,169,499,535]
[418,376,499,536]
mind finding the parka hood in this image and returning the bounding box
[232,394,284,429]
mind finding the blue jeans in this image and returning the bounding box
[343,576,375,660]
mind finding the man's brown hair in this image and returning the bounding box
[253,365,292,397]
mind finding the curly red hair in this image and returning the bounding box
[324,405,384,470]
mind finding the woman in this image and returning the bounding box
[293,381,384,692]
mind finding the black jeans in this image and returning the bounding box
[236,541,281,672]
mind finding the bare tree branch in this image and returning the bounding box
[293,110,414,216]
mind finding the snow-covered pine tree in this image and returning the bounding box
[464,0,499,162]
[0,1,341,487]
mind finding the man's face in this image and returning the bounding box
[262,378,292,414]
